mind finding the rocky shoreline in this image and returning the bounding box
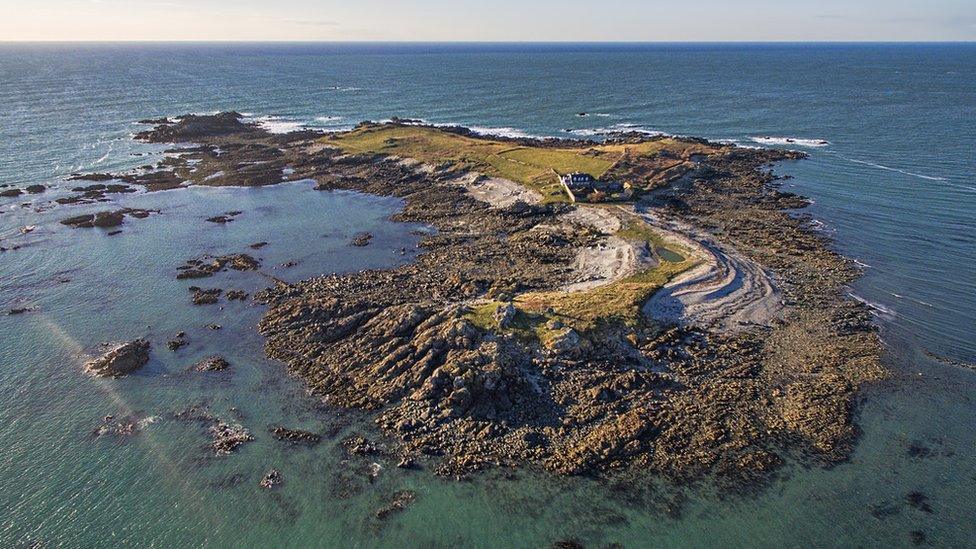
[71,113,884,486]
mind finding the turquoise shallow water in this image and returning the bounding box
[0,43,974,547]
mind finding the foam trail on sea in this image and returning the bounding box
[848,292,896,318]
[832,153,950,182]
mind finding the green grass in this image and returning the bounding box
[516,259,694,333]
[464,300,564,345]
[330,124,623,201]
[616,217,687,263]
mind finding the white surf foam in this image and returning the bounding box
[251,116,306,134]
[467,126,536,139]
[565,123,668,137]
[750,136,831,148]
[848,292,896,317]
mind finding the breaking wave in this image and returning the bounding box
[248,115,306,134]
[466,126,538,139]
[750,136,831,148]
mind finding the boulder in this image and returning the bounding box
[495,303,517,329]
[544,328,584,356]
[85,339,151,377]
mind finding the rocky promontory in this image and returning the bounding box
[79,113,885,488]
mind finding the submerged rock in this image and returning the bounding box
[350,232,373,246]
[259,469,283,489]
[190,355,231,372]
[189,287,222,305]
[85,339,151,378]
[60,209,155,229]
[177,253,261,279]
[167,332,188,351]
[375,490,417,519]
[92,413,158,438]
[269,426,321,446]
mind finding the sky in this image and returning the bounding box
[1,0,974,42]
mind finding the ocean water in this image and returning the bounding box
[0,43,974,547]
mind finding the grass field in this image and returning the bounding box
[330,124,628,202]
[329,123,721,202]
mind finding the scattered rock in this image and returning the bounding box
[7,307,34,315]
[84,339,151,378]
[25,184,46,194]
[206,324,222,330]
[0,188,23,198]
[250,241,269,249]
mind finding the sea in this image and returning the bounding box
[0,43,973,547]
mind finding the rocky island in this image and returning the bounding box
[71,112,885,486]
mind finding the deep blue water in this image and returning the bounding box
[0,43,974,547]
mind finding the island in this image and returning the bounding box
[71,112,885,487]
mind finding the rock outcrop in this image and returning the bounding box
[85,339,151,378]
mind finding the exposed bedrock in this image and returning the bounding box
[85,339,151,378]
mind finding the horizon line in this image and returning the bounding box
[1,39,974,44]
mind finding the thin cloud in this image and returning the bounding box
[279,18,341,27]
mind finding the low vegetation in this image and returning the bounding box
[328,123,720,202]
[467,219,697,338]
